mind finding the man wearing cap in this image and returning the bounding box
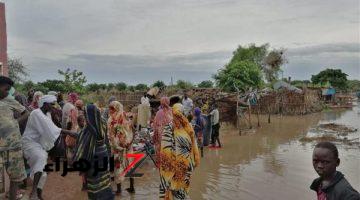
[22,95,77,200]
[0,76,29,200]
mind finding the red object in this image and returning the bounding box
[0,2,7,76]
[317,186,327,200]
[120,153,145,177]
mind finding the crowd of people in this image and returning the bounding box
[1,75,358,200]
[0,76,222,200]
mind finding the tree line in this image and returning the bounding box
[8,43,359,94]
[12,67,215,95]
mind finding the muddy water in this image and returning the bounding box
[38,105,360,200]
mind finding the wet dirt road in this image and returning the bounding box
[23,105,360,200]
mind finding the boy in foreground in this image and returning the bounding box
[311,141,359,200]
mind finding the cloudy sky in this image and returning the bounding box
[2,0,359,84]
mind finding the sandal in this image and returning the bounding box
[5,191,24,200]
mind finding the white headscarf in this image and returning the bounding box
[39,95,57,108]
[47,91,58,96]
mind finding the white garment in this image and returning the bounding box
[23,144,47,178]
[182,98,193,116]
[137,104,151,128]
[22,109,61,177]
[209,109,219,125]
[141,96,150,106]
[37,173,47,189]
[61,102,76,129]
[38,95,57,108]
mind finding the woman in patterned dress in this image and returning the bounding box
[73,104,114,200]
[155,100,200,200]
[107,101,135,194]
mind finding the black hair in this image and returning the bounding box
[169,96,181,107]
[212,103,218,109]
[0,76,14,86]
[315,141,339,159]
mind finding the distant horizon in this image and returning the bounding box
[20,65,359,87]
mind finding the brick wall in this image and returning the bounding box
[0,2,8,76]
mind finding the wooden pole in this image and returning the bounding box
[257,106,260,127]
[248,105,252,129]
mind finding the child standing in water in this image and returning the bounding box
[311,142,359,200]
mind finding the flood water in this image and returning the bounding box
[38,104,360,200]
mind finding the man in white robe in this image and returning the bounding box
[138,93,151,130]
[22,95,76,200]
[182,93,193,117]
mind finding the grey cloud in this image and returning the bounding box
[26,51,232,84]
[3,0,359,83]
[286,43,360,57]
[284,43,360,80]
[25,43,360,85]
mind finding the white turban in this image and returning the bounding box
[47,91,58,96]
[39,95,57,108]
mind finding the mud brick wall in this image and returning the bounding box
[83,90,144,111]
[254,89,321,115]
[0,3,8,76]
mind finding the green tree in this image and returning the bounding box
[214,43,286,91]
[197,80,213,88]
[311,68,348,90]
[127,85,135,92]
[291,80,311,87]
[115,82,127,91]
[107,83,115,91]
[176,80,193,89]
[38,79,66,93]
[58,68,87,94]
[8,57,28,83]
[347,80,360,92]
[98,84,107,90]
[86,83,101,92]
[152,80,166,88]
[230,43,268,67]
[263,49,287,83]
[23,80,35,91]
[214,60,263,92]
[135,83,148,91]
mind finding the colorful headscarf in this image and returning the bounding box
[160,96,170,109]
[108,96,116,105]
[68,92,79,104]
[194,107,201,117]
[108,101,124,120]
[194,107,203,132]
[152,97,173,167]
[194,106,201,123]
[173,103,183,113]
[73,104,106,162]
[156,97,172,124]
[75,99,84,109]
[15,93,28,107]
[30,91,44,109]
[6,87,15,99]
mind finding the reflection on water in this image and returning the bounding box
[322,109,346,121]
[43,106,360,200]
